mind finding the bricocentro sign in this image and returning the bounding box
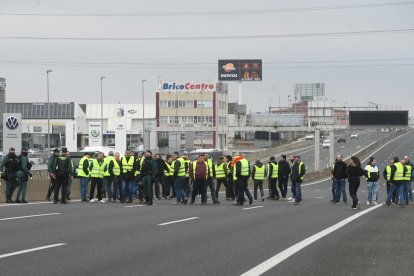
[157,81,216,92]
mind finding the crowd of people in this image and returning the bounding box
[1,146,412,209]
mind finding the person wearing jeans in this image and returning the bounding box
[290,155,305,205]
[190,154,209,204]
[402,156,413,204]
[278,155,291,200]
[332,154,348,204]
[204,154,220,204]
[77,152,91,202]
[173,152,188,204]
[364,157,380,205]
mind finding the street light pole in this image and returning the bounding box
[141,79,147,149]
[100,76,105,146]
[46,70,52,150]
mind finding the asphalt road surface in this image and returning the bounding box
[1,130,413,276]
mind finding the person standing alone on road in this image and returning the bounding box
[290,155,306,205]
[346,156,364,210]
[332,154,348,205]
[364,157,380,205]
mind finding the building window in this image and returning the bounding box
[197,100,213,108]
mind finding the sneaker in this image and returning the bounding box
[357,201,361,210]
[352,207,358,210]
[366,201,371,205]
[89,199,95,203]
[98,200,106,203]
[373,201,378,205]
[288,199,295,203]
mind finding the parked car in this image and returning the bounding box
[337,137,346,143]
[350,132,358,139]
[322,139,330,148]
[305,134,314,140]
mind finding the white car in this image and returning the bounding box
[350,132,358,139]
[322,139,330,148]
[381,128,389,133]
[305,134,314,140]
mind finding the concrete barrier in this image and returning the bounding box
[245,140,313,161]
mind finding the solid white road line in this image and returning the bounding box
[0,199,81,208]
[241,203,384,276]
[124,204,157,208]
[0,243,66,259]
[243,206,264,210]
[316,196,325,199]
[0,213,61,221]
[157,217,199,226]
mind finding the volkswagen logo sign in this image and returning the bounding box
[6,116,19,130]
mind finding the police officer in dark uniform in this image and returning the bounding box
[46,148,60,201]
[1,147,20,203]
[51,147,73,204]
[140,150,158,205]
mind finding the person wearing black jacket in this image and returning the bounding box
[290,155,306,205]
[278,154,291,200]
[1,147,20,203]
[346,156,364,210]
[154,154,168,200]
[332,154,348,204]
[383,159,397,203]
[364,157,380,205]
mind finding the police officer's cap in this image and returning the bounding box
[53,148,60,153]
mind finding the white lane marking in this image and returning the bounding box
[243,206,264,210]
[241,203,384,276]
[0,199,81,208]
[0,213,61,221]
[157,217,199,226]
[124,204,157,208]
[316,196,325,199]
[0,243,66,259]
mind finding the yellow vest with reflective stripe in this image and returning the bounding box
[404,164,412,181]
[394,162,404,181]
[365,165,379,180]
[267,163,279,179]
[164,163,172,176]
[254,165,265,180]
[122,156,134,174]
[176,157,186,177]
[193,161,208,180]
[134,158,144,176]
[103,156,113,177]
[77,156,89,177]
[104,157,120,177]
[91,159,105,179]
[234,158,249,181]
[386,165,392,181]
[185,159,190,177]
[215,163,226,179]
[206,159,213,177]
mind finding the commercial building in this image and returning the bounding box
[156,80,229,151]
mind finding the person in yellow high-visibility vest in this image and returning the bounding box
[214,156,228,201]
[89,152,106,203]
[252,159,266,201]
[164,155,174,199]
[233,153,253,206]
[386,156,407,207]
[266,156,280,200]
[107,152,121,202]
[121,149,136,203]
[290,155,306,205]
[402,155,413,205]
[204,153,220,204]
[173,151,188,204]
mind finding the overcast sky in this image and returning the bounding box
[1,0,413,114]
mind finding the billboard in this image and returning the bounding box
[65,121,77,152]
[349,111,408,126]
[3,113,22,153]
[88,122,102,146]
[156,81,216,92]
[218,59,262,81]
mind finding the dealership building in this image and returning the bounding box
[156,80,229,151]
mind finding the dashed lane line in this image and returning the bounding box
[0,213,60,221]
[0,243,66,259]
[157,217,199,226]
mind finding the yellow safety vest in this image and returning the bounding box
[104,157,120,177]
[176,157,186,177]
[193,161,208,180]
[134,158,145,176]
[103,156,112,177]
[365,165,379,180]
[164,163,172,176]
[90,159,105,179]
[215,163,226,179]
[77,156,89,177]
[385,165,392,181]
[295,161,304,180]
[206,159,214,177]
[267,163,279,179]
[185,159,190,177]
[404,164,412,181]
[122,156,134,174]
[254,165,265,180]
[233,158,249,181]
[394,162,404,181]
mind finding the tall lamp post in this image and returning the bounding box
[141,79,147,148]
[100,76,105,146]
[46,70,52,150]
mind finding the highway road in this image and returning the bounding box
[0,130,413,276]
